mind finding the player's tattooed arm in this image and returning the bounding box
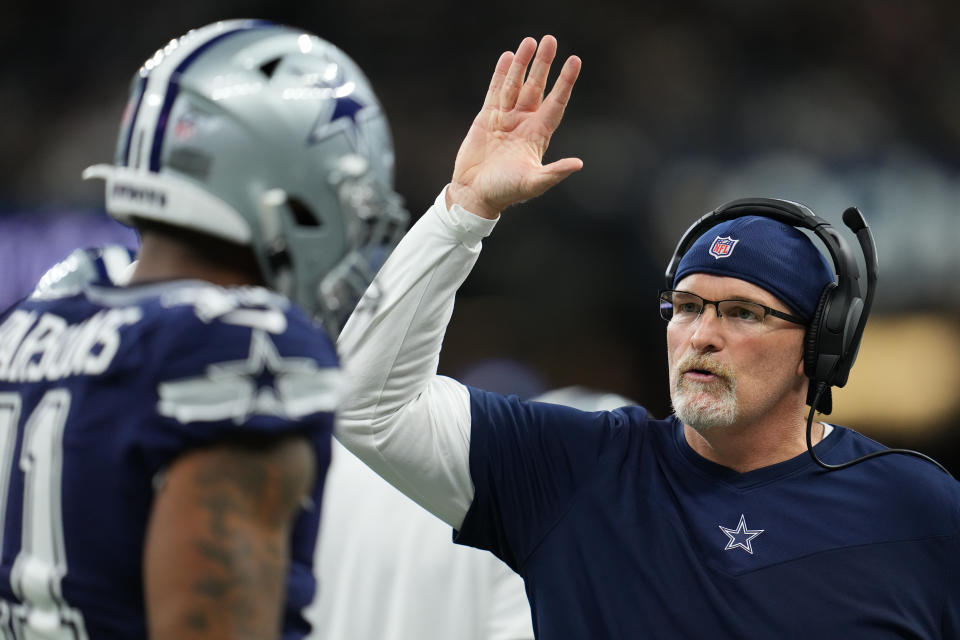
[144,437,315,640]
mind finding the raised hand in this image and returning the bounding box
[446,36,582,219]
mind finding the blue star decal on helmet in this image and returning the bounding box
[719,514,764,555]
[308,82,379,155]
[330,94,364,126]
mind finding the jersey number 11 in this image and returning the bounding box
[0,391,88,639]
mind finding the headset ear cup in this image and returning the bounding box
[804,284,833,380]
[804,284,835,414]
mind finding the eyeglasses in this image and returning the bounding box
[658,289,806,328]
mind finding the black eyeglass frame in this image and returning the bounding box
[658,289,806,326]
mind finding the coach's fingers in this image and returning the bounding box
[524,157,584,199]
[499,37,537,111]
[543,157,584,178]
[515,35,557,112]
[483,51,514,110]
[539,55,581,132]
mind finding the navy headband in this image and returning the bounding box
[673,216,835,322]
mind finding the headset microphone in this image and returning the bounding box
[836,206,877,385]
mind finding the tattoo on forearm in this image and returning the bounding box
[185,609,209,631]
[181,445,305,638]
[195,459,268,502]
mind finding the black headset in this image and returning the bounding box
[664,198,951,476]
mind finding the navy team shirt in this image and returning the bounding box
[0,278,337,638]
[457,388,960,639]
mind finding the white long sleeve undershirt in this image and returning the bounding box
[336,188,497,529]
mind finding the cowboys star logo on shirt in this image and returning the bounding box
[719,514,764,555]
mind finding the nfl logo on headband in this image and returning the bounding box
[709,236,738,259]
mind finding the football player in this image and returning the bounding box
[0,19,405,639]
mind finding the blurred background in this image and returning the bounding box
[2,0,958,472]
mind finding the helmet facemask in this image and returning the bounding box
[260,153,407,337]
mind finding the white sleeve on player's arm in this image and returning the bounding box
[336,187,499,530]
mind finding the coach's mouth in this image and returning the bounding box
[678,358,731,385]
[683,368,719,382]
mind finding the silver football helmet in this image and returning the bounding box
[84,19,408,336]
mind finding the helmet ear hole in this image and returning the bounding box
[286,197,323,228]
[259,57,282,78]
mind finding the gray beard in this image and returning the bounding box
[671,374,738,431]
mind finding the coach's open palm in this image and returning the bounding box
[447,35,582,219]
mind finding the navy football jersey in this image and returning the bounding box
[457,388,960,639]
[0,275,337,638]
